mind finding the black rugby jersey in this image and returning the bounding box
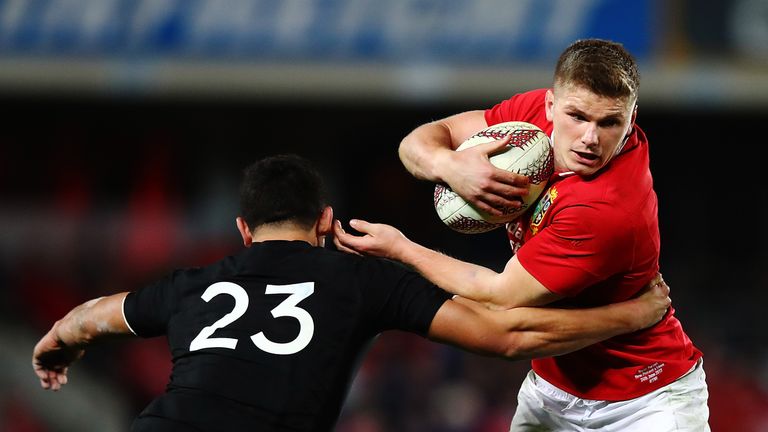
[123,240,450,432]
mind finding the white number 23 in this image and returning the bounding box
[189,281,315,355]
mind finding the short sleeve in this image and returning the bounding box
[485,89,549,126]
[486,95,518,126]
[517,204,632,297]
[362,259,452,335]
[123,272,180,337]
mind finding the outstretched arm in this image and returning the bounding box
[334,219,559,309]
[399,110,529,216]
[32,292,132,391]
[428,280,670,360]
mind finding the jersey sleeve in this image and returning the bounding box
[485,89,549,125]
[516,204,633,297]
[362,258,452,335]
[122,271,180,337]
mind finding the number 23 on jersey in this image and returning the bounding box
[189,281,315,355]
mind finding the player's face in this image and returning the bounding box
[546,84,636,176]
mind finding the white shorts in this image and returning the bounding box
[509,358,710,432]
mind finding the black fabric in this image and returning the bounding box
[124,240,450,432]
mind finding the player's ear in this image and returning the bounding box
[545,89,555,122]
[315,206,334,247]
[236,217,253,247]
[316,206,334,239]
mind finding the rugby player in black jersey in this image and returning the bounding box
[32,154,670,432]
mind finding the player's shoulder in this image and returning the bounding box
[498,88,547,109]
[311,246,414,277]
[516,88,549,101]
[487,88,550,130]
[151,247,258,292]
[511,88,548,109]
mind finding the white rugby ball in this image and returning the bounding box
[433,121,554,234]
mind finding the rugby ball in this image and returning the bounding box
[434,121,554,234]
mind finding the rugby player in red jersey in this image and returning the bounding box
[335,39,710,431]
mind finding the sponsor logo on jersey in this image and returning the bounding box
[529,186,558,236]
[506,219,526,255]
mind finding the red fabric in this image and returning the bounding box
[486,89,702,400]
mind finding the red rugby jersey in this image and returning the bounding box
[486,89,701,400]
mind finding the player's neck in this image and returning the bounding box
[250,224,319,247]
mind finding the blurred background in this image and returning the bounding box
[1,0,767,430]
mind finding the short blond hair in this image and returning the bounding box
[554,39,640,102]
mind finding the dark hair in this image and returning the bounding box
[239,154,327,230]
[554,39,640,101]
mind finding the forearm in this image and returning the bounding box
[396,239,557,309]
[398,122,456,181]
[495,301,645,360]
[429,291,663,362]
[53,293,131,347]
[397,240,503,306]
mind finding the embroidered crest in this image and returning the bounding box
[529,186,558,236]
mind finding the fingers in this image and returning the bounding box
[38,369,51,389]
[33,356,53,389]
[332,219,400,259]
[49,371,60,391]
[478,134,513,156]
[490,170,530,189]
[472,197,522,217]
[650,272,668,290]
[33,362,48,380]
[475,172,530,216]
[333,238,360,255]
[657,273,670,295]
[348,219,374,233]
[59,368,69,385]
[467,178,528,215]
[477,138,531,189]
[648,283,669,300]
[658,281,670,297]
[651,275,670,297]
[332,221,360,254]
[333,235,362,256]
[477,185,528,214]
[470,190,525,216]
[332,220,369,255]
[650,281,671,314]
[50,371,63,391]
[38,369,67,391]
